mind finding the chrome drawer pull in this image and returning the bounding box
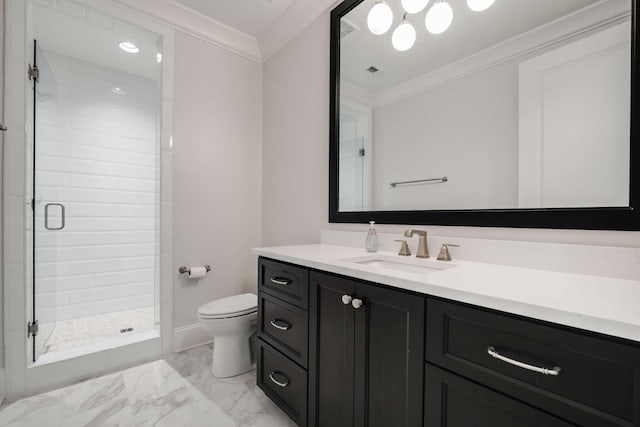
[487,346,561,376]
[270,277,291,286]
[270,319,291,331]
[269,371,289,387]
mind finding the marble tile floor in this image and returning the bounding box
[36,307,156,358]
[0,344,297,427]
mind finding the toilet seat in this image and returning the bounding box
[198,293,257,319]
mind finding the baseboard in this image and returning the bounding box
[0,368,5,405]
[173,324,212,352]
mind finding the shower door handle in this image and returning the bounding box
[44,203,65,230]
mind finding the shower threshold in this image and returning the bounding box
[33,307,157,366]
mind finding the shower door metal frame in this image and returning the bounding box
[29,39,38,362]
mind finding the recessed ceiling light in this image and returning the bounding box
[111,87,126,95]
[119,41,139,54]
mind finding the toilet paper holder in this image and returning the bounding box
[179,265,211,274]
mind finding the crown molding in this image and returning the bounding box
[108,0,342,63]
[107,0,263,62]
[259,0,340,61]
[341,81,375,107]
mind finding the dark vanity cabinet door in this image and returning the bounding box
[426,299,640,427]
[309,271,425,427]
[424,364,575,427]
[353,281,425,427]
[309,272,357,427]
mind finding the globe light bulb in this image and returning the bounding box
[392,19,417,52]
[466,0,495,12]
[367,0,393,35]
[425,1,453,35]
[401,0,429,14]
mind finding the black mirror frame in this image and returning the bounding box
[329,0,640,230]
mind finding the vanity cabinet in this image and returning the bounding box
[308,271,425,427]
[424,364,574,427]
[257,258,310,426]
[426,299,640,427]
[256,257,640,427]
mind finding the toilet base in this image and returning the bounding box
[211,335,252,378]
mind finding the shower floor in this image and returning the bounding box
[36,307,156,358]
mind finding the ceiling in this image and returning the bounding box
[170,0,299,37]
[341,0,613,93]
[33,0,161,80]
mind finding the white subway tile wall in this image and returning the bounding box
[34,51,159,322]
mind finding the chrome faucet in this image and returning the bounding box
[403,229,429,258]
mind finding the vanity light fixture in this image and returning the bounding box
[401,0,429,14]
[118,41,139,54]
[367,0,394,35]
[425,0,453,34]
[392,14,417,51]
[466,0,495,12]
[367,0,490,42]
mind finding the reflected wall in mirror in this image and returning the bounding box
[336,0,633,215]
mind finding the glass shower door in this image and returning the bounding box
[29,7,161,362]
[31,40,61,362]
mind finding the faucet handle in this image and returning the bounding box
[437,244,459,261]
[395,240,411,256]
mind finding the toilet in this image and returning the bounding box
[198,293,258,378]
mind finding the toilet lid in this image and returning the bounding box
[198,293,258,318]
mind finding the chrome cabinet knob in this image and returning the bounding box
[352,298,363,309]
[342,295,353,305]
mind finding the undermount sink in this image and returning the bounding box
[341,254,456,276]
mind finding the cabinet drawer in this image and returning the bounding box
[259,292,309,368]
[425,364,574,427]
[257,339,308,426]
[259,258,309,309]
[426,299,640,427]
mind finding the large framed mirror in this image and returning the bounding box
[329,0,639,230]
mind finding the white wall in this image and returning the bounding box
[172,31,262,329]
[518,23,630,209]
[262,15,329,247]
[372,61,518,210]
[261,12,640,253]
[34,51,157,322]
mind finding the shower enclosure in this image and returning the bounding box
[3,0,173,396]
[25,0,166,366]
[339,102,372,211]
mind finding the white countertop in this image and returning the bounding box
[251,244,640,343]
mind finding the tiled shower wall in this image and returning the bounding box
[34,51,158,323]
